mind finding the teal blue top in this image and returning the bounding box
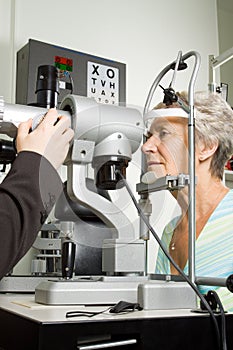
[155,189,233,311]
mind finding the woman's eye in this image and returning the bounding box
[159,129,170,139]
[145,131,152,140]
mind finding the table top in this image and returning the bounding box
[0,293,217,324]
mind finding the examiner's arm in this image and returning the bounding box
[0,151,63,278]
[0,109,74,279]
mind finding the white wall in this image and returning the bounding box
[217,0,233,106]
[0,0,219,105]
[0,0,219,273]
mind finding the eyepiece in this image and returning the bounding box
[35,65,59,108]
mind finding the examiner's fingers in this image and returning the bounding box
[56,114,71,127]
[16,119,33,152]
[61,128,74,142]
[52,115,72,134]
[17,119,33,137]
[36,108,59,129]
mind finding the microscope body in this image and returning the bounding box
[0,94,145,276]
[60,95,145,274]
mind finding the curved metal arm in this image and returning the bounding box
[143,51,201,116]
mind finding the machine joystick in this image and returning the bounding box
[61,240,76,280]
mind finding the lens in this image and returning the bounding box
[95,159,128,190]
[35,65,59,108]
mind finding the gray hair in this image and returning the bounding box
[155,91,233,179]
[185,91,233,179]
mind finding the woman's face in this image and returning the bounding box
[141,116,189,178]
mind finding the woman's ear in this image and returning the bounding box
[198,141,218,162]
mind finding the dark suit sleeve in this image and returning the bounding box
[0,151,63,279]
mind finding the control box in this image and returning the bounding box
[16,39,126,107]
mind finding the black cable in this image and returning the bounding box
[66,303,142,318]
[66,306,111,318]
[116,171,225,350]
[66,71,74,94]
[208,291,227,350]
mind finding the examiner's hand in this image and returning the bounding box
[16,109,74,169]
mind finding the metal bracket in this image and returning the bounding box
[136,174,190,195]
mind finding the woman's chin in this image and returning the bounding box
[141,170,165,184]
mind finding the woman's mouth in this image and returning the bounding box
[147,161,163,166]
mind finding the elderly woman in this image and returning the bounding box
[142,91,233,310]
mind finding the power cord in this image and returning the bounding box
[116,171,227,350]
[66,306,111,318]
[199,290,227,350]
[66,302,142,318]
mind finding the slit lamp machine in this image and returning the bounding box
[0,50,233,309]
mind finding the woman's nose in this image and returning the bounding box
[141,135,160,154]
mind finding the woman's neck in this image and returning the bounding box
[169,176,229,274]
[172,175,229,226]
